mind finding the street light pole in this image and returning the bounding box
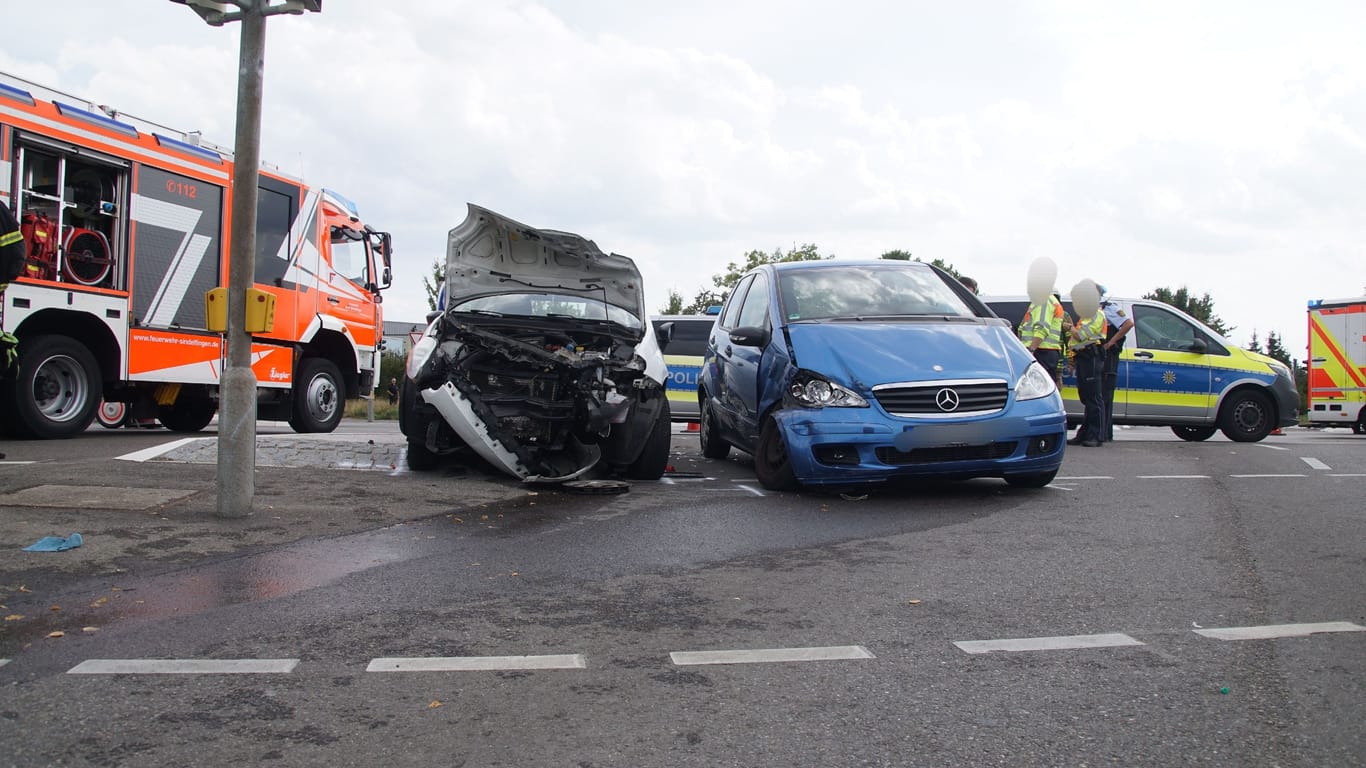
[170,0,322,518]
[216,3,266,519]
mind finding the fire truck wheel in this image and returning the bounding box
[12,334,102,439]
[157,393,216,433]
[290,358,344,434]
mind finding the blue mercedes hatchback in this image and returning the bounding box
[697,260,1067,490]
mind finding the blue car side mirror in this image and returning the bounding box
[729,326,770,348]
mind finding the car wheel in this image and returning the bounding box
[289,358,344,433]
[1005,469,1058,488]
[754,414,798,491]
[699,395,730,459]
[406,439,440,471]
[11,334,101,439]
[1171,425,1217,442]
[625,399,671,480]
[96,400,129,429]
[1218,389,1274,442]
[158,392,217,433]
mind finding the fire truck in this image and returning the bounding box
[0,72,392,439]
[1306,295,1366,434]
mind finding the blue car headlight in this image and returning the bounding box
[1015,361,1058,401]
[788,371,868,408]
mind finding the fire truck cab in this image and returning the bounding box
[1,71,392,439]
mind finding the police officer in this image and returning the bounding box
[1020,290,1065,385]
[1098,285,1133,442]
[1068,302,1107,447]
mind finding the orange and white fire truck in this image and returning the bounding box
[1306,295,1366,434]
[0,72,392,439]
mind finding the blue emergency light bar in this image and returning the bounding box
[154,133,225,165]
[55,101,139,138]
[0,82,35,106]
[323,188,360,217]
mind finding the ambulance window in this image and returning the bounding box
[329,227,368,285]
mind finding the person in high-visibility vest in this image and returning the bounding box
[1069,305,1108,447]
[1,198,25,374]
[1020,291,1065,385]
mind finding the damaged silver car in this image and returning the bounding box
[400,204,673,482]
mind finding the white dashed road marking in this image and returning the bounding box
[1192,622,1364,641]
[670,646,874,666]
[1256,443,1289,451]
[1056,476,1115,480]
[1137,475,1210,479]
[367,654,587,672]
[115,438,202,463]
[954,633,1144,654]
[68,659,299,674]
[1231,473,1306,478]
[1300,457,1331,471]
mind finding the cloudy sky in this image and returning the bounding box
[6,0,1364,359]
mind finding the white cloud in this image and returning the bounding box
[5,0,1366,361]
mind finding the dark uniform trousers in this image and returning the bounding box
[1101,346,1121,441]
[1075,345,1106,443]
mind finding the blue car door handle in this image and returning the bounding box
[1134,351,1153,359]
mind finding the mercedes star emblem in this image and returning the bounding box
[935,388,960,412]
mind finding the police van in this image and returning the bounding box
[651,313,717,421]
[982,295,1298,442]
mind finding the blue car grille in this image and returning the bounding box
[873,381,1009,416]
[875,442,1017,465]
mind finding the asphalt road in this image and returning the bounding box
[1,422,1363,767]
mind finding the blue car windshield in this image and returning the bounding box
[778,265,975,321]
[452,292,643,329]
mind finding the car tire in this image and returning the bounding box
[289,358,344,434]
[158,392,217,433]
[1005,469,1058,488]
[1218,389,1274,442]
[1171,425,1217,442]
[406,439,440,471]
[754,414,798,491]
[699,395,730,459]
[10,334,101,439]
[625,399,671,480]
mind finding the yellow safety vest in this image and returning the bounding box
[1021,295,1064,351]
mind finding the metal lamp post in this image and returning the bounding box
[170,0,322,518]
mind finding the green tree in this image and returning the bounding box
[880,249,962,279]
[1246,330,1260,354]
[661,289,686,315]
[1263,331,1292,367]
[880,249,913,261]
[1143,286,1232,335]
[422,257,445,311]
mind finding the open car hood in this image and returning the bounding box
[445,203,646,324]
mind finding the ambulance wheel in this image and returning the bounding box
[624,398,671,480]
[97,400,130,429]
[1218,389,1273,442]
[754,414,798,491]
[698,396,730,459]
[290,358,344,433]
[158,392,216,433]
[1171,426,1217,441]
[1353,411,1365,435]
[11,334,101,439]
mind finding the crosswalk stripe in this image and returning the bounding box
[68,659,299,674]
[367,654,586,672]
[954,633,1144,654]
[670,646,874,666]
[1193,622,1364,641]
